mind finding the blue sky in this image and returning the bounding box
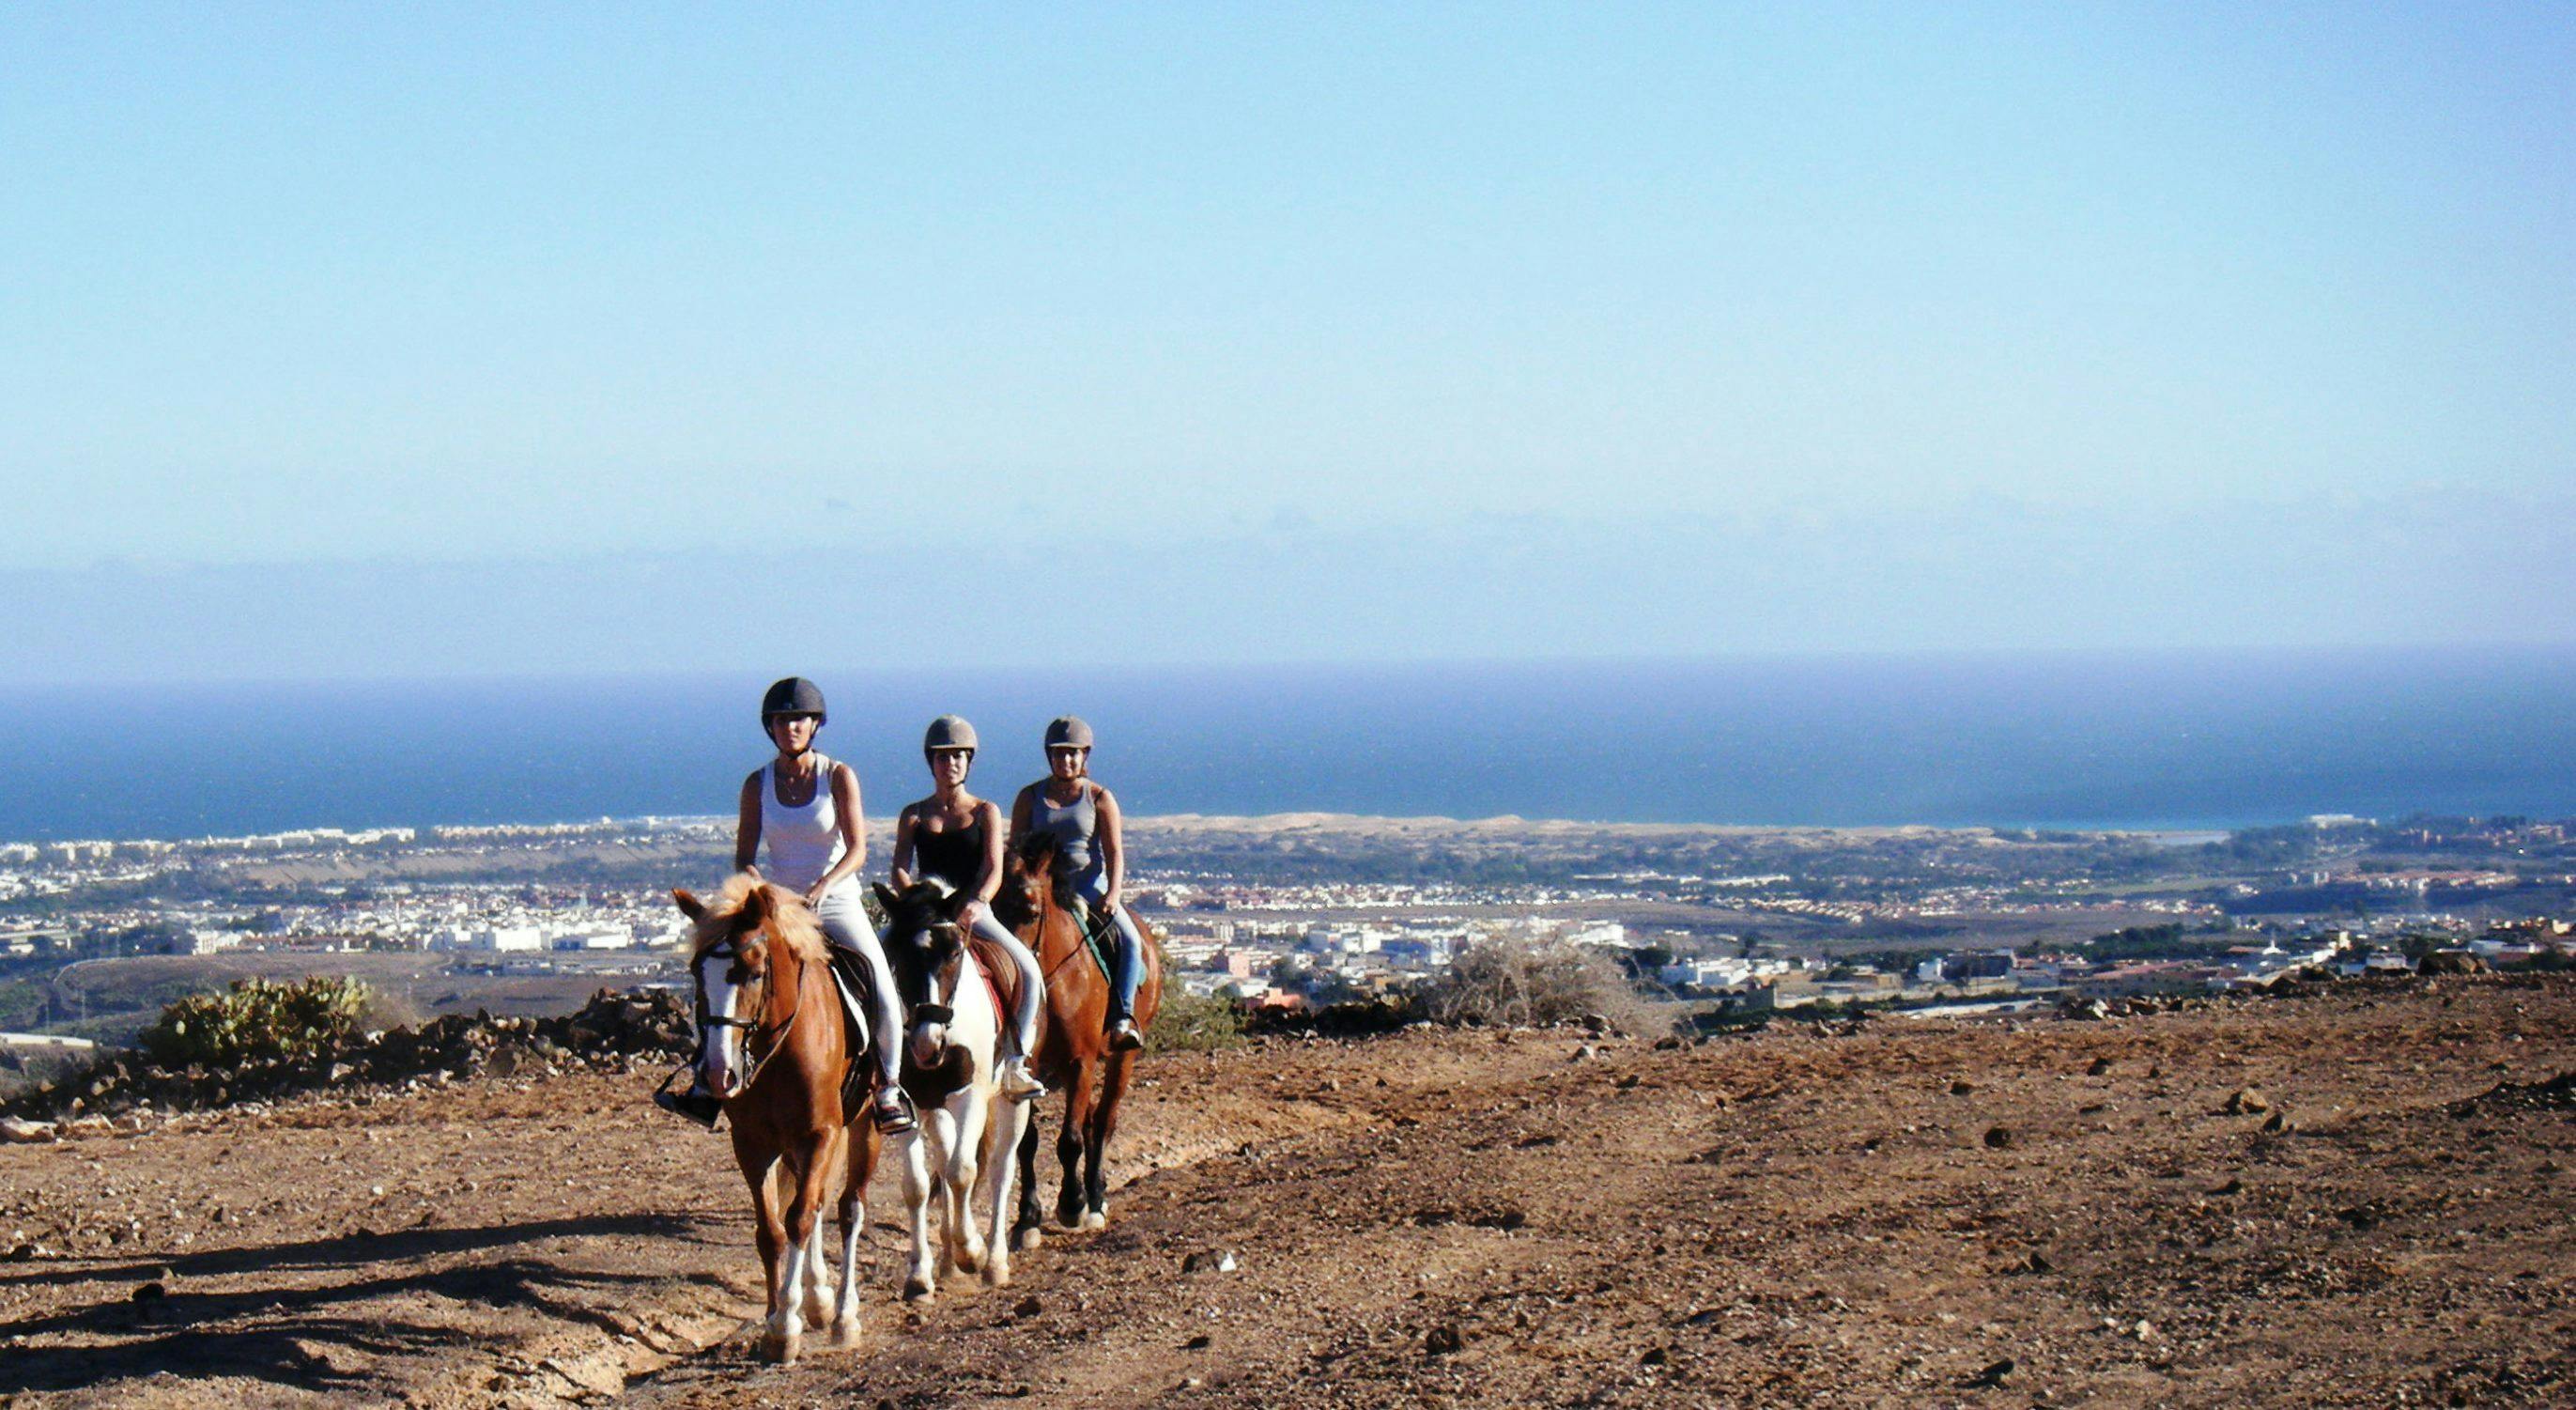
[4,4,2571,678]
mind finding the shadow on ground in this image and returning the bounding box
[0,1212,727,1397]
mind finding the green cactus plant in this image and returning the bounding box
[137,976,375,1072]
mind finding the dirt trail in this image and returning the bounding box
[5,979,2573,1407]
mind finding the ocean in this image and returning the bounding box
[5,647,2574,843]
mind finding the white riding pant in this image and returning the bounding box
[814,888,904,1087]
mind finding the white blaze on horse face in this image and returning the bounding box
[907,938,962,1068]
[700,950,749,1097]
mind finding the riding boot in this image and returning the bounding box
[654,1069,722,1130]
[998,1054,1048,1101]
[872,1084,919,1134]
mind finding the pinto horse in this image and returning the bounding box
[993,833,1164,1244]
[673,875,883,1362]
[872,879,1032,1298]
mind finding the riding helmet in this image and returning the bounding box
[923,714,979,754]
[1043,715,1094,751]
[760,676,827,726]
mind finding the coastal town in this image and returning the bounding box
[5,811,2573,1062]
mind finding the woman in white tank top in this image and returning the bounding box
[658,676,915,1133]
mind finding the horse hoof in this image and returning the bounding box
[1014,1227,1045,1252]
[1080,1209,1107,1232]
[830,1315,861,1348]
[902,1278,934,1304]
[762,1331,800,1365]
[984,1260,1012,1289]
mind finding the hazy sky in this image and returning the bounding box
[5,4,2571,679]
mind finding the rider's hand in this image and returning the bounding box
[1101,889,1121,912]
[802,882,828,909]
[956,897,989,926]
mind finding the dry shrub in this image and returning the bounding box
[1424,935,1658,1033]
[1147,989,1249,1052]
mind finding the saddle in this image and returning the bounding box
[1049,881,1121,986]
[824,948,876,1116]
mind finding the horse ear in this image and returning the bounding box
[672,888,706,921]
[872,881,898,911]
[738,882,772,926]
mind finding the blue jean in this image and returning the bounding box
[1071,872,1146,1021]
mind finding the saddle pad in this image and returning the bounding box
[826,957,871,1056]
[963,938,1013,1032]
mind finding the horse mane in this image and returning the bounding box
[685,872,828,964]
[992,832,1063,931]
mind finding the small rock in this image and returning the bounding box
[1965,1357,2015,1388]
[2208,1178,2244,1197]
[1425,1324,1465,1356]
[2088,1058,2114,1077]
[2224,1089,2270,1115]
[131,1281,165,1303]
[0,1117,58,1144]
[1012,1294,1042,1317]
[1183,1334,1211,1350]
[2017,1249,2053,1275]
[1641,1346,1668,1366]
[2260,1110,2291,1135]
[1983,1125,2013,1150]
[1570,1046,1597,1062]
[1181,1249,1239,1274]
[1949,1079,1976,1095]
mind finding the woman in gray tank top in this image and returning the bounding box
[1010,715,1149,1050]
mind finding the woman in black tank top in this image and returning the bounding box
[891,715,1050,1101]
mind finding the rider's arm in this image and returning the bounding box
[806,762,868,903]
[1008,783,1034,853]
[733,771,763,873]
[1096,783,1125,906]
[970,799,1006,906]
[888,803,919,890]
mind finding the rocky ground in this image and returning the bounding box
[3,975,2571,1408]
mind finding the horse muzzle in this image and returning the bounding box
[702,1031,748,1099]
[906,1020,948,1067]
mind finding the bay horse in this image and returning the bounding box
[673,875,883,1362]
[993,832,1163,1244]
[872,879,1032,1298]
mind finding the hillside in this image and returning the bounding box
[3,976,2571,1407]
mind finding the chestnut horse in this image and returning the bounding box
[673,875,883,1362]
[873,879,1033,1298]
[993,833,1164,1244]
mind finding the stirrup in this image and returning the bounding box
[873,1087,919,1135]
[1106,1018,1144,1053]
[999,1057,1049,1102]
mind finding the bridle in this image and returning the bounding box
[694,929,806,1094]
